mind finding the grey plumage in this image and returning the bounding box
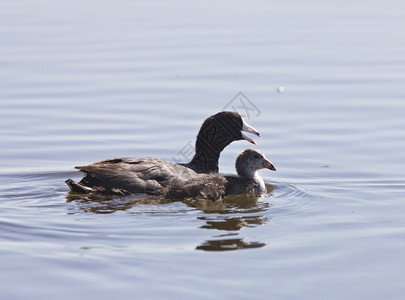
[66,148,276,201]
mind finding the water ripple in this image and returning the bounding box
[265,181,321,216]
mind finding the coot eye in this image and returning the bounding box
[254,154,260,159]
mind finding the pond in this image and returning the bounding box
[1,0,405,299]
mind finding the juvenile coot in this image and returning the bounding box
[224,148,276,195]
[167,148,276,200]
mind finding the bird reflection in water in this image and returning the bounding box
[66,192,173,214]
[192,191,272,251]
[66,184,274,251]
[196,239,267,251]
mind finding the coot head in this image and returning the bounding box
[235,148,276,179]
[187,111,262,173]
[197,111,260,146]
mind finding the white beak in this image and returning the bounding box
[241,118,261,144]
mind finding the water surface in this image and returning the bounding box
[1,0,405,299]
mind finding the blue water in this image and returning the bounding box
[1,1,405,299]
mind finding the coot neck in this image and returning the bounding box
[236,164,257,180]
[187,139,221,173]
[187,112,241,173]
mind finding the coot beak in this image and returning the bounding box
[241,133,257,145]
[241,118,261,144]
[263,158,276,171]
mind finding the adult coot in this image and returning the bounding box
[66,111,260,194]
